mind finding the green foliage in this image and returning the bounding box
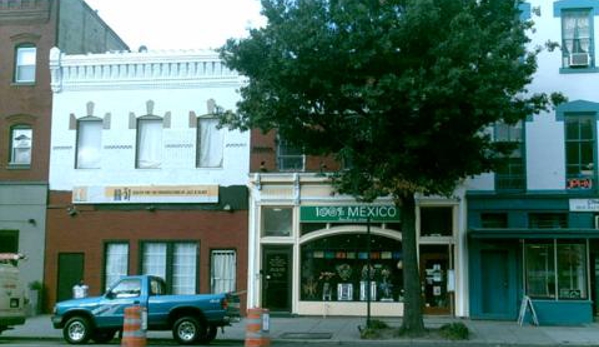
[220,0,559,335]
[29,280,43,291]
[439,322,470,340]
[221,0,556,199]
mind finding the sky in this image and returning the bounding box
[84,0,266,51]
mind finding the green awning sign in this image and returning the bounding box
[300,205,400,223]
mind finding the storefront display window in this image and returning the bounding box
[525,241,587,300]
[300,234,403,302]
[263,207,292,236]
[557,244,587,299]
[526,243,556,298]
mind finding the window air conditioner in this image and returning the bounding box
[594,215,599,229]
[569,53,590,67]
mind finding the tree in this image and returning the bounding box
[220,0,559,335]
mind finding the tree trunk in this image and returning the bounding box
[398,194,425,335]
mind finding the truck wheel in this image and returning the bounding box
[173,316,206,345]
[63,316,92,344]
[91,329,116,343]
[197,325,218,345]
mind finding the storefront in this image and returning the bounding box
[468,194,599,324]
[247,173,466,317]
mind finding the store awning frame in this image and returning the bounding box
[469,228,599,239]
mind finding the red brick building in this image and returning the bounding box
[0,0,127,312]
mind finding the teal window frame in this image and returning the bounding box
[554,0,599,73]
[557,100,599,191]
[565,114,596,190]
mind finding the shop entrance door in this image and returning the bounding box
[262,246,292,313]
[420,249,450,314]
[480,249,510,316]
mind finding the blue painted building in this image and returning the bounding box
[466,0,599,325]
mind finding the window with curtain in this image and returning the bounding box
[562,9,593,67]
[136,117,163,168]
[104,243,129,291]
[141,241,198,294]
[197,117,224,168]
[494,121,525,190]
[172,243,197,295]
[76,118,102,169]
[15,45,36,83]
[9,125,32,165]
[142,243,167,281]
[211,250,236,293]
[565,115,595,190]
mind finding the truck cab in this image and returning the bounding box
[0,253,27,334]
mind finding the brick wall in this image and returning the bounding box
[44,191,249,312]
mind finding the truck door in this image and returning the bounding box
[94,278,144,329]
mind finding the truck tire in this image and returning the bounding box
[172,316,206,345]
[91,329,116,343]
[197,325,218,345]
[63,316,92,344]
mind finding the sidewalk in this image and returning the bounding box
[3,314,599,346]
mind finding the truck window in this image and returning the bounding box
[110,278,141,298]
[150,278,165,296]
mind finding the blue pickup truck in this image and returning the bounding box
[51,275,240,345]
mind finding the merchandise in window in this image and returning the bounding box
[300,234,403,302]
[15,45,36,83]
[9,126,32,165]
[197,117,224,167]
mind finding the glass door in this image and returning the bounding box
[420,245,451,314]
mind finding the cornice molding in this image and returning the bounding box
[0,0,52,24]
[50,47,244,92]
